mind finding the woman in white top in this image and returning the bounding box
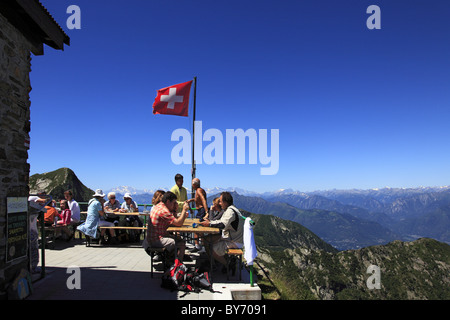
[64,190,81,223]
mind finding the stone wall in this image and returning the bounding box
[0,11,33,299]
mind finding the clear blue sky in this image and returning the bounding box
[28,0,450,193]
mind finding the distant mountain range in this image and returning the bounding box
[107,185,264,197]
[30,168,450,250]
[224,189,450,250]
[214,192,401,250]
[107,184,450,249]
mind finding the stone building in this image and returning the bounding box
[0,0,69,299]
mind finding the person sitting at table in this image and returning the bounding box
[119,192,142,242]
[105,192,121,211]
[119,192,138,213]
[200,192,244,272]
[64,190,81,223]
[57,200,72,225]
[146,190,166,260]
[145,191,190,262]
[78,189,118,245]
[55,200,74,241]
[103,192,122,240]
[104,192,121,224]
[209,197,224,221]
[152,190,165,207]
[43,201,59,226]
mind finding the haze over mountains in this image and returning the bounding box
[30,168,450,250]
[108,184,450,250]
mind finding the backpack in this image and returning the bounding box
[161,260,215,295]
[161,259,189,291]
[192,269,212,291]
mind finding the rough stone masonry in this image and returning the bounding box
[0,11,33,299]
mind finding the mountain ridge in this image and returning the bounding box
[258,237,450,300]
[29,167,94,202]
[211,191,400,250]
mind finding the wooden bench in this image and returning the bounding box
[42,225,64,249]
[84,226,148,246]
[99,226,147,230]
[100,226,147,243]
[226,248,243,281]
[71,221,84,239]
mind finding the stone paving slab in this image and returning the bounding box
[27,238,258,300]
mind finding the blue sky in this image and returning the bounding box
[28,0,450,193]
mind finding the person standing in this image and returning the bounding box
[187,178,209,220]
[187,178,209,251]
[170,174,187,216]
[28,191,47,273]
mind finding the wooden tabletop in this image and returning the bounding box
[107,211,150,216]
[167,218,219,234]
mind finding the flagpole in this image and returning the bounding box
[191,76,197,199]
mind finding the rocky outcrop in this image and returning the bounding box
[29,167,94,202]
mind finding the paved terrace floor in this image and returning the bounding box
[27,238,259,300]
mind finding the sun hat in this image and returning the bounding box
[123,192,133,199]
[93,189,106,197]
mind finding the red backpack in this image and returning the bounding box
[161,259,190,291]
[161,260,214,294]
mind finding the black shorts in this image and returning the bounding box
[195,207,206,220]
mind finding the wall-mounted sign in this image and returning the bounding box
[6,197,28,262]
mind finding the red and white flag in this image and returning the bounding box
[152,80,193,117]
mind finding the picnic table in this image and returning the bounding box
[80,211,150,246]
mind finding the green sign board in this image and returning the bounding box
[6,197,28,262]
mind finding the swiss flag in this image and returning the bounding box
[152,80,193,117]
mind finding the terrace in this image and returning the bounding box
[27,235,261,300]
